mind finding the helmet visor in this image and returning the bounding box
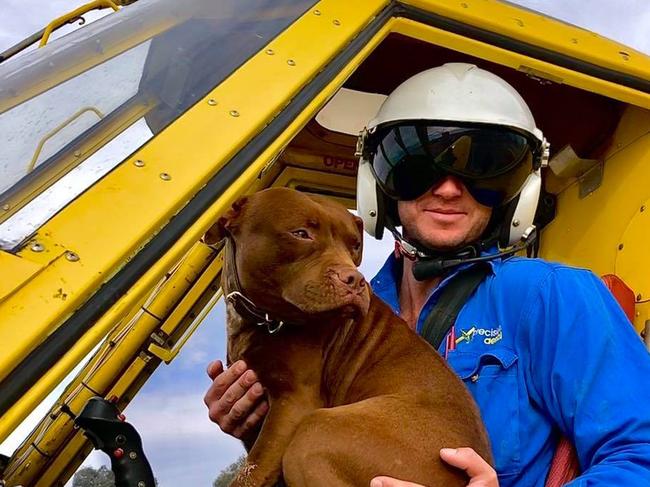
[367,124,537,207]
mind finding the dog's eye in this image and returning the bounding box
[291,229,311,240]
[352,241,361,251]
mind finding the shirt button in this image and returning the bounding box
[470,374,479,383]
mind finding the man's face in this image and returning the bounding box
[397,176,492,251]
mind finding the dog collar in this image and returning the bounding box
[226,291,284,334]
[224,236,285,334]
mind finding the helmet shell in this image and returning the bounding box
[369,63,544,143]
[356,63,547,247]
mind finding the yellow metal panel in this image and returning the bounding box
[4,243,216,484]
[149,287,223,364]
[158,252,222,337]
[0,0,391,442]
[606,105,650,155]
[103,354,150,401]
[0,0,385,377]
[0,251,43,301]
[401,0,650,81]
[35,432,93,487]
[616,202,650,301]
[144,243,214,319]
[392,18,650,109]
[540,106,650,331]
[149,251,223,363]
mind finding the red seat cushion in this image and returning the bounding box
[601,274,636,323]
[545,436,580,487]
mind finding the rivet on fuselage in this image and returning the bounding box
[65,251,80,262]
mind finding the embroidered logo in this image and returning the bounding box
[455,327,477,345]
[455,325,502,346]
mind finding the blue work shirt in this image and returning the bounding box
[371,253,650,486]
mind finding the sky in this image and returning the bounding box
[1,0,650,485]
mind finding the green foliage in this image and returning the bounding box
[72,465,158,486]
[72,465,115,487]
[213,455,247,487]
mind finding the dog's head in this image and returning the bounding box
[205,187,370,321]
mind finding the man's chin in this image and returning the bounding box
[413,235,471,253]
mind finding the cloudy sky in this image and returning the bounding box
[1,0,650,486]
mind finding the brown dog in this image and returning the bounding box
[205,187,491,487]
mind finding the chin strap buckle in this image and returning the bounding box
[521,225,536,241]
[394,239,418,261]
[540,138,550,168]
[355,127,368,158]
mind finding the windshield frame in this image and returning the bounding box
[0,0,319,241]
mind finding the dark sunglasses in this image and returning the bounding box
[363,123,541,207]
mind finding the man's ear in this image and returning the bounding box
[353,215,364,266]
[203,196,248,245]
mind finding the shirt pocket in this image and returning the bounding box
[447,348,522,477]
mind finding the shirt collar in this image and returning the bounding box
[370,246,501,311]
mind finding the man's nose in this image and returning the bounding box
[430,175,465,199]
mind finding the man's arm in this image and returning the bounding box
[204,359,268,450]
[370,448,498,487]
[521,268,650,485]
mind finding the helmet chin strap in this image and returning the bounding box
[390,224,537,281]
[390,228,422,261]
[389,225,489,262]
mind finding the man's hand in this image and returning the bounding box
[369,448,498,487]
[204,359,268,439]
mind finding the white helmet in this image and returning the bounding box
[356,63,549,253]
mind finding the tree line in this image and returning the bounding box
[71,456,245,487]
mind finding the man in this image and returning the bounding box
[204,64,650,486]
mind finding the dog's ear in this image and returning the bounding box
[203,196,249,245]
[352,215,364,266]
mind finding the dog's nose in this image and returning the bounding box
[335,268,366,290]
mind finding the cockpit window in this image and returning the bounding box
[0,0,316,223]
